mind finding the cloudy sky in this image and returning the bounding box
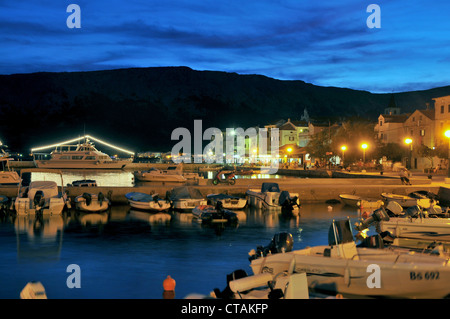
[0,0,449,93]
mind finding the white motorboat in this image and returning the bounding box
[249,220,450,298]
[339,194,382,209]
[207,193,247,210]
[125,192,171,212]
[381,192,432,208]
[74,192,110,212]
[357,202,450,242]
[34,139,129,169]
[134,168,187,183]
[210,268,309,299]
[246,183,300,212]
[0,156,21,186]
[168,186,207,211]
[14,169,70,215]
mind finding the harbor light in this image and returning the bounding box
[404,138,413,169]
[341,145,347,165]
[361,143,368,162]
[445,131,450,177]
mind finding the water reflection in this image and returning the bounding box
[0,202,362,298]
[14,214,65,263]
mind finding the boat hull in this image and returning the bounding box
[246,189,300,213]
[172,199,207,211]
[134,172,187,182]
[128,199,171,212]
[35,160,127,169]
[14,197,66,215]
[250,246,450,298]
[379,218,450,242]
[75,196,110,212]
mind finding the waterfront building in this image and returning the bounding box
[433,95,450,146]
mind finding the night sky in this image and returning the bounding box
[0,0,449,93]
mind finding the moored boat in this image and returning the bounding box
[192,203,239,225]
[339,194,382,209]
[14,169,70,216]
[246,183,300,212]
[125,192,171,212]
[207,193,247,210]
[249,219,450,298]
[74,192,110,212]
[381,192,432,208]
[34,138,129,169]
[134,167,187,183]
[168,186,207,212]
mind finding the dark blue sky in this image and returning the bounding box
[1,0,449,93]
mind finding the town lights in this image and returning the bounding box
[341,145,347,165]
[404,138,413,169]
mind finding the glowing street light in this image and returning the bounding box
[404,138,413,169]
[445,131,450,177]
[361,143,368,162]
[341,145,347,166]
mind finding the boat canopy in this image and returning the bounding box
[125,192,154,202]
[261,183,280,193]
[28,181,59,199]
[207,193,241,200]
[170,186,204,200]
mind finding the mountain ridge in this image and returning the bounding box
[0,66,449,153]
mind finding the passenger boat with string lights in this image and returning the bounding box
[32,135,133,169]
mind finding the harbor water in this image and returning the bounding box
[0,200,362,299]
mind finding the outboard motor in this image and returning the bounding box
[249,232,294,260]
[405,205,422,218]
[98,192,105,206]
[355,207,390,231]
[213,269,248,299]
[33,190,45,211]
[279,191,300,211]
[82,193,92,206]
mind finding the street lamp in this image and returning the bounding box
[404,138,412,169]
[287,147,292,163]
[445,131,450,177]
[361,143,368,163]
[341,145,347,166]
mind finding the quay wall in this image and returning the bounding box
[1,177,439,204]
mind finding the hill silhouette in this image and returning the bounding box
[0,66,449,153]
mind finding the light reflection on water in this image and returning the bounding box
[0,202,361,299]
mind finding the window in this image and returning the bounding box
[441,105,445,113]
[85,156,96,160]
[379,121,383,126]
[72,156,84,160]
[412,117,415,122]
[289,136,295,141]
[420,129,425,136]
[448,105,450,112]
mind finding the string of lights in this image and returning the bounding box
[30,135,134,155]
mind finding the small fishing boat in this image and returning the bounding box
[134,167,187,183]
[357,202,450,242]
[74,192,110,212]
[246,183,300,212]
[207,193,247,210]
[381,192,432,208]
[339,194,383,209]
[249,219,450,298]
[125,192,171,212]
[168,186,207,212]
[192,203,239,225]
[14,169,70,216]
